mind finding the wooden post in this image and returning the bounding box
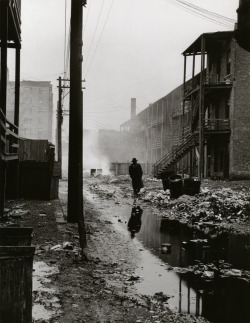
[182,55,187,141]
[192,50,196,85]
[13,44,21,199]
[0,2,8,218]
[0,2,8,115]
[14,45,21,128]
[0,161,7,218]
[198,36,205,180]
[189,148,193,178]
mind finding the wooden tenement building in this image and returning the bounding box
[0,0,21,217]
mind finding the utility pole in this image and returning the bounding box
[57,77,71,178]
[57,76,63,178]
[68,0,87,249]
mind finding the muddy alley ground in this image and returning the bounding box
[3,175,250,323]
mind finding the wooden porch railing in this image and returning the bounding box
[184,70,232,98]
[0,109,19,161]
[204,119,231,132]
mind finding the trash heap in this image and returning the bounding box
[170,259,250,283]
[88,183,116,199]
[94,174,131,184]
[143,187,250,225]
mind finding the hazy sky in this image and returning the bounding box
[13,0,239,131]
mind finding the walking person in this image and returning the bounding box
[129,158,143,197]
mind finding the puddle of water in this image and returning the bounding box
[117,203,250,323]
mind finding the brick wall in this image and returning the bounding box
[230,39,250,178]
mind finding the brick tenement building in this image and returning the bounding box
[122,31,250,179]
[7,81,53,141]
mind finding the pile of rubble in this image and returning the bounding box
[142,187,250,225]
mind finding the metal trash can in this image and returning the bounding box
[0,246,35,323]
[161,171,175,191]
[169,174,183,199]
[0,227,33,246]
[183,178,201,196]
[90,169,96,176]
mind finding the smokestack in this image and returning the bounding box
[131,98,136,119]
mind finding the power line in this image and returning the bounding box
[84,105,124,112]
[83,0,105,70]
[176,0,235,23]
[83,120,107,130]
[84,0,115,77]
[64,0,67,74]
[9,68,64,81]
[83,0,92,36]
[165,0,235,28]
[84,118,113,129]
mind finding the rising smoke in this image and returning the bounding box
[83,130,111,175]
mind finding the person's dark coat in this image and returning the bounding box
[129,163,143,192]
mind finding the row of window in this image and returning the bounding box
[21,97,45,104]
[23,87,46,93]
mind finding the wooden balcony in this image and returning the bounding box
[205,74,232,86]
[0,0,21,42]
[0,109,19,161]
[184,71,232,98]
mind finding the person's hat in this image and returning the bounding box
[131,158,137,162]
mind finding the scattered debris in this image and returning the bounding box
[142,187,250,227]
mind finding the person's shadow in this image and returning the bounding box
[127,203,143,238]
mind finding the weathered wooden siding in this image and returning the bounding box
[19,139,53,162]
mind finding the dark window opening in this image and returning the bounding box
[225,99,230,119]
[226,49,231,75]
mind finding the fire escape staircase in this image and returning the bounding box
[153,132,198,178]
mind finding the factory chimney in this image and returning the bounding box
[131,98,136,119]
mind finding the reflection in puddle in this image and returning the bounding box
[119,204,250,323]
[127,201,143,238]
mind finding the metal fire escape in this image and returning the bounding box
[0,0,21,217]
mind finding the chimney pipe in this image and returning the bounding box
[131,98,136,119]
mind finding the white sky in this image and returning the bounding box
[14,0,239,131]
